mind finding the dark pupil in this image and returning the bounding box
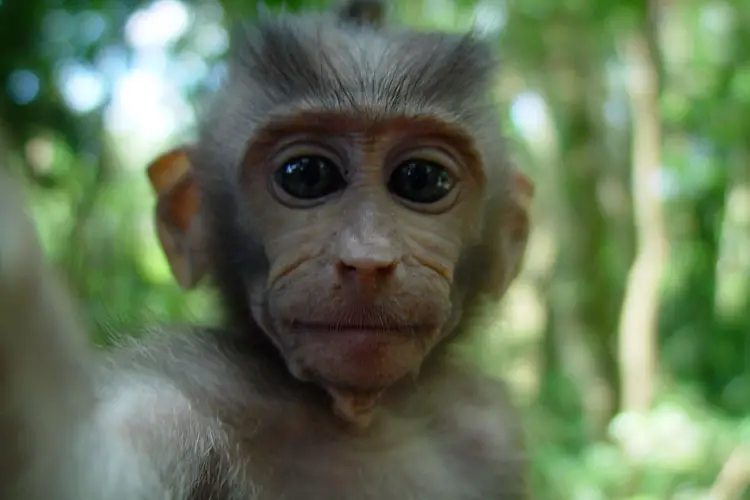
[388,160,454,204]
[275,156,343,200]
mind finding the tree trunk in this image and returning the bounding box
[616,26,666,414]
[543,44,622,439]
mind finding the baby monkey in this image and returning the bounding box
[0,0,535,498]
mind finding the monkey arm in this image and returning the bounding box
[0,171,216,499]
[0,289,215,500]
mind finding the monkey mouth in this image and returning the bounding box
[285,320,434,336]
[278,320,437,387]
[261,304,443,424]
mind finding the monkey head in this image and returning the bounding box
[147,0,534,427]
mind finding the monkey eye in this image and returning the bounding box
[274,156,346,200]
[387,160,456,204]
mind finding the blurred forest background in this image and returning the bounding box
[0,0,748,498]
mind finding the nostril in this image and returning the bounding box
[337,261,358,275]
[336,258,398,278]
[377,261,398,276]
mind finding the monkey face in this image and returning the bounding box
[173,11,534,425]
[239,114,487,398]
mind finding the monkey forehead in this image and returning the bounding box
[220,13,499,123]
[231,14,496,106]
[194,13,504,178]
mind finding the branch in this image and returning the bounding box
[709,445,750,500]
[616,7,667,414]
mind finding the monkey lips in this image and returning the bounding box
[281,319,440,427]
[284,320,435,385]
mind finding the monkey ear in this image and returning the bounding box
[512,169,534,214]
[146,148,209,290]
[335,0,387,28]
[505,169,534,277]
[491,169,534,297]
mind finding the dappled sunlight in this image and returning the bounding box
[6,69,40,105]
[124,0,191,48]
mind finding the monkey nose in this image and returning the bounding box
[335,257,398,288]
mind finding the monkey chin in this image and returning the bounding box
[281,326,436,430]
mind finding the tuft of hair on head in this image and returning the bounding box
[334,0,388,28]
